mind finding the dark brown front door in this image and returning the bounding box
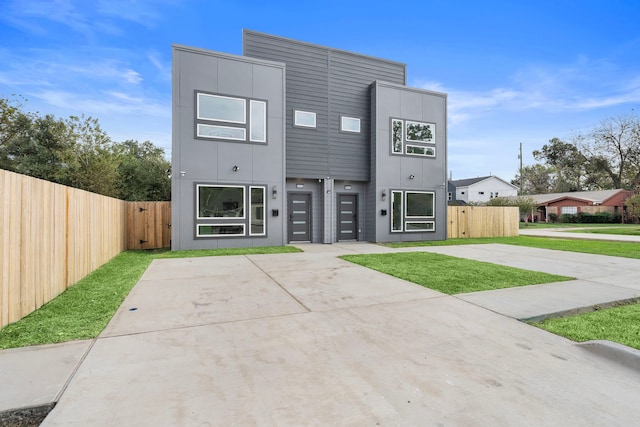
[337,194,357,241]
[288,193,311,242]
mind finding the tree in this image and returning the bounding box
[115,139,171,201]
[580,114,640,189]
[487,195,537,223]
[533,138,586,192]
[512,164,555,194]
[625,194,640,223]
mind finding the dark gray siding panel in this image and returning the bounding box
[244,31,406,181]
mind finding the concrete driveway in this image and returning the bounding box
[36,243,640,426]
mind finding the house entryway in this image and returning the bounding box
[288,192,311,242]
[337,194,357,241]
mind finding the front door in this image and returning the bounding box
[288,193,311,242]
[337,194,357,241]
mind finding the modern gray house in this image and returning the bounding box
[171,31,447,250]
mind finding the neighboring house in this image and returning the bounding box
[171,31,448,250]
[527,189,632,222]
[448,176,518,205]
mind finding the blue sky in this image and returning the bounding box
[1,0,639,182]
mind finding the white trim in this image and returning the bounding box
[405,191,435,219]
[405,144,435,157]
[197,224,246,237]
[196,184,246,220]
[249,100,267,143]
[197,124,246,141]
[405,120,435,143]
[405,221,435,232]
[249,186,266,236]
[197,93,246,124]
[340,116,361,133]
[294,110,317,128]
[391,190,403,232]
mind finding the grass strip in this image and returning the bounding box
[383,236,640,259]
[531,302,640,350]
[0,246,300,349]
[340,252,572,295]
[569,227,640,236]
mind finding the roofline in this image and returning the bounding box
[242,29,407,71]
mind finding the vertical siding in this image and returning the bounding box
[244,31,405,181]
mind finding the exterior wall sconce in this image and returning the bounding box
[272,185,278,199]
[232,165,239,172]
[381,189,387,201]
[409,174,415,180]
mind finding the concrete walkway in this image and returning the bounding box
[2,241,640,425]
[519,225,640,242]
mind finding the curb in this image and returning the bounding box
[577,340,640,372]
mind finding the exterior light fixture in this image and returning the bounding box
[381,189,387,201]
[272,185,278,199]
[409,174,415,180]
[232,165,239,172]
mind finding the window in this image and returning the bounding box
[196,184,267,238]
[195,92,267,143]
[294,110,316,128]
[391,118,436,156]
[448,192,452,201]
[250,100,266,142]
[406,145,435,157]
[391,191,403,232]
[197,124,246,141]
[405,121,435,143]
[391,119,403,154]
[406,192,434,218]
[198,185,245,219]
[341,116,361,133]
[561,206,578,215]
[250,186,265,236]
[197,94,245,123]
[390,190,435,232]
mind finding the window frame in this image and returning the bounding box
[340,116,361,133]
[405,221,436,232]
[389,190,436,233]
[249,186,266,236]
[405,144,435,157]
[196,123,246,141]
[405,120,435,144]
[196,184,246,220]
[405,191,435,219]
[197,224,246,237]
[196,93,246,124]
[294,110,317,128]
[391,118,404,154]
[249,100,267,143]
[391,190,404,233]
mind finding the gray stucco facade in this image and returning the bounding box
[172,32,447,249]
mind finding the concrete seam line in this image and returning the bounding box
[245,255,312,312]
[53,339,97,404]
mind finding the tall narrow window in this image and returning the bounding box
[391,191,403,232]
[391,119,403,154]
[250,186,266,236]
[250,100,266,142]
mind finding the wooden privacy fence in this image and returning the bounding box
[448,206,520,238]
[1,169,128,328]
[127,202,171,250]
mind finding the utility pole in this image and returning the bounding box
[518,142,523,195]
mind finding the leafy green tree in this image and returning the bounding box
[115,139,171,201]
[533,138,585,192]
[512,164,555,195]
[487,195,537,223]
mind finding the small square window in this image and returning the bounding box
[340,116,360,133]
[294,110,316,128]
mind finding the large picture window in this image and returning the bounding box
[197,94,246,123]
[195,92,267,143]
[196,184,267,238]
[390,190,436,233]
[405,121,435,143]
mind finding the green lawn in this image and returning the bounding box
[531,302,640,350]
[569,227,640,236]
[0,245,300,349]
[384,236,640,259]
[340,252,571,295]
